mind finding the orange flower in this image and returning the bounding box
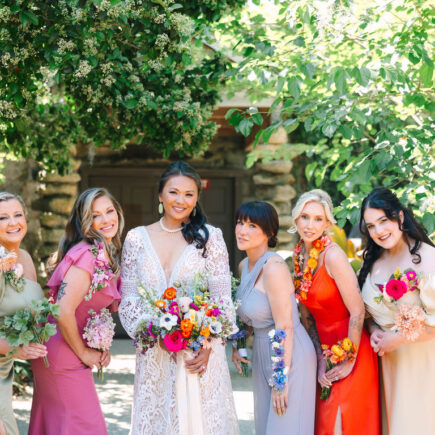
[200,326,210,337]
[307,258,317,269]
[303,271,313,281]
[299,291,307,301]
[309,248,319,259]
[163,287,177,300]
[294,279,301,289]
[342,337,353,351]
[181,319,193,331]
[321,344,329,350]
[206,308,213,317]
[155,300,166,309]
[331,344,346,361]
[313,240,324,250]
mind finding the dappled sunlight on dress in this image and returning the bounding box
[300,248,380,435]
[29,243,120,435]
[362,272,435,435]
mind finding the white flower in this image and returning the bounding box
[210,321,222,335]
[272,341,280,349]
[187,309,197,323]
[283,366,289,375]
[268,329,276,338]
[178,296,192,313]
[271,356,281,363]
[159,314,178,331]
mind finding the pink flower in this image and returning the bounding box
[169,302,179,315]
[385,279,407,300]
[212,308,221,317]
[378,284,384,292]
[163,330,186,353]
[12,263,23,278]
[406,270,416,280]
[394,303,426,341]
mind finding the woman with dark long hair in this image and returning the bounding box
[29,188,124,435]
[119,161,239,434]
[360,187,435,435]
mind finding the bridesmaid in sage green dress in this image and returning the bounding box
[232,201,316,435]
[0,192,46,435]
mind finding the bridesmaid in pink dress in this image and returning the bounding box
[29,188,124,435]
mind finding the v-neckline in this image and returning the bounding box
[142,226,190,288]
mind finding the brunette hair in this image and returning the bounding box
[235,201,279,248]
[158,161,209,257]
[358,187,434,288]
[49,188,125,275]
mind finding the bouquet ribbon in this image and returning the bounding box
[175,349,204,435]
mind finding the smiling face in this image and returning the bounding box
[295,201,331,244]
[0,199,27,249]
[363,207,404,250]
[91,195,119,243]
[235,218,269,252]
[159,175,198,224]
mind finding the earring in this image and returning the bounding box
[158,202,163,214]
[192,207,197,217]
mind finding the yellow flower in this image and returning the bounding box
[342,337,353,351]
[309,248,319,259]
[331,344,345,360]
[200,326,210,337]
[393,268,402,280]
[307,258,317,269]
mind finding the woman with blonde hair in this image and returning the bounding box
[29,187,124,435]
[291,189,379,435]
[0,192,46,435]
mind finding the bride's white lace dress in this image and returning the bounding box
[119,224,240,435]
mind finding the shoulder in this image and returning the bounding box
[263,254,290,280]
[238,257,247,276]
[324,243,348,266]
[19,248,37,278]
[418,242,435,273]
[205,224,225,244]
[124,226,146,247]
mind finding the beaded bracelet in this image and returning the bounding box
[268,328,289,392]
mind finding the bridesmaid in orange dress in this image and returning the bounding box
[290,189,379,435]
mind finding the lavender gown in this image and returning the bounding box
[29,243,120,435]
[237,252,316,435]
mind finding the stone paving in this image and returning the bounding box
[13,339,254,434]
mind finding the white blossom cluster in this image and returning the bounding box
[0,100,18,119]
[57,38,75,54]
[0,6,11,22]
[155,33,170,50]
[75,60,93,79]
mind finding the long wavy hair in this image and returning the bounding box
[358,187,434,288]
[49,188,125,275]
[159,161,209,257]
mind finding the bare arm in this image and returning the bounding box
[299,303,322,361]
[56,266,106,369]
[263,256,294,416]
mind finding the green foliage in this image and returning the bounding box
[13,359,33,396]
[0,0,245,173]
[0,299,59,367]
[217,0,435,229]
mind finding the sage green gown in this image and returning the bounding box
[0,277,43,435]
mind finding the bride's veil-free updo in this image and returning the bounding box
[158,161,209,257]
[288,189,336,234]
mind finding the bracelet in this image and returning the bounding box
[268,328,288,392]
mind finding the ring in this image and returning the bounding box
[334,376,339,381]
[201,365,205,370]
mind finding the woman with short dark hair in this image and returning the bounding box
[233,200,316,435]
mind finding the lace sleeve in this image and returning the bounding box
[118,229,146,338]
[206,226,238,334]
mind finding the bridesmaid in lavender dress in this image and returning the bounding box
[233,201,316,435]
[29,188,124,435]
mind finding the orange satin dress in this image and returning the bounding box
[300,246,380,435]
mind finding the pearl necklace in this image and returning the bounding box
[159,217,183,233]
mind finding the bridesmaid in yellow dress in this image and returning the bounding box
[0,193,46,435]
[359,188,435,435]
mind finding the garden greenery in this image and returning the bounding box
[0,0,245,174]
[218,0,434,230]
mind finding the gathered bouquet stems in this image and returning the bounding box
[320,360,334,400]
[32,326,50,368]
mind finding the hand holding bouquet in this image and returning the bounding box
[134,273,235,357]
[0,298,59,367]
[320,337,357,400]
[82,308,115,380]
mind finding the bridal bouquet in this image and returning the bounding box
[0,298,59,367]
[82,308,116,380]
[320,337,357,400]
[0,246,25,292]
[134,273,235,354]
[375,268,419,304]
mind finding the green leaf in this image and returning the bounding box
[288,77,301,99]
[225,108,238,120]
[283,118,299,134]
[419,62,434,88]
[423,212,435,234]
[293,36,305,47]
[305,162,317,181]
[301,63,315,80]
[339,124,353,139]
[251,113,263,126]
[237,117,254,137]
[322,123,337,138]
[124,99,138,109]
[358,67,371,86]
[334,69,347,94]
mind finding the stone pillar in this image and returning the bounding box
[251,127,297,253]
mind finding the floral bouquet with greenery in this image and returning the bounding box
[0,246,25,293]
[0,299,59,367]
[320,337,357,400]
[134,273,235,355]
[82,308,116,380]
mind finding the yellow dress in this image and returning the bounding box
[0,278,44,435]
[362,272,435,435]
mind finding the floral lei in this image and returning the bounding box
[293,235,332,301]
[85,242,115,301]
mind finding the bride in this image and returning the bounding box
[119,161,239,435]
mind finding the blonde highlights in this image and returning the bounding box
[0,192,28,218]
[289,189,336,233]
[50,188,124,275]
